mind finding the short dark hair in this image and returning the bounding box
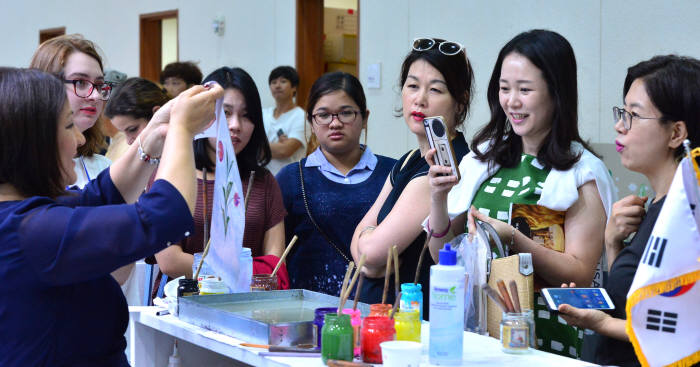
[472,29,595,171]
[624,55,700,159]
[197,67,271,177]
[398,38,475,128]
[0,68,66,198]
[268,66,299,87]
[160,61,203,86]
[306,71,367,123]
[105,77,171,121]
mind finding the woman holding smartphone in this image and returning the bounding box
[426,30,616,357]
[350,38,474,318]
[277,72,395,296]
[557,55,700,367]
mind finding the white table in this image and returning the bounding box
[129,306,596,366]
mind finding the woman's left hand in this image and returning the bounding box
[469,206,514,245]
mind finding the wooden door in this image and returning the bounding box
[295,0,324,111]
[140,10,178,83]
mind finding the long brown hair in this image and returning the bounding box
[30,34,106,157]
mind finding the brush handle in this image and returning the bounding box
[497,279,515,313]
[392,245,400,298]
[382,247,392,304]
[508,280,521,313]
[482,284,507,313]
[271,235,298,277]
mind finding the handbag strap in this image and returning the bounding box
[298,161,352,262]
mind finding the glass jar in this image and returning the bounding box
[394,310,421,342]
[369,303,392,317]
[400,283,423,320]
[500,312,531,354]
[313,307,337,348]
[321,313,354,363]
[342,308,362,357]
[177,278,199,298]
[250,274,278,291]
[361,316,396,363]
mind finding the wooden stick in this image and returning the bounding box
[482,284,507,313]
[343,254,366,301]
[352,273,364,310]
[240,343,269,349]
[338,262,355,313]
[271,235,298,277]
[509,280,521,313]
[414,229,433,284]
[202,167,209,252]
[243,170,255,212]
[497,279,515,313]
[392,245,400,299]
[389,291,402,319]
[194,237,212,280]
[381,247,392,304]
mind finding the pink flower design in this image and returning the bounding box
[233,192,240,207]
[218,141,224,161]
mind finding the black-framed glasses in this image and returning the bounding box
[63,79,114,101]
[312,110,359,125]
[412,38,464,56]
[612,106,662,130]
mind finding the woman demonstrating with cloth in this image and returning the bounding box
[426,30,616,357]
[0,67,222,366]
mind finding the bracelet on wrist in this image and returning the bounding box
[137,136,161,165]
[427,218,451,238]
[358,225,376,239]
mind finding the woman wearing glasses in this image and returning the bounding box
[0,67,222,366]
[350,38,473,318]
[30,35,116,189]
[276,72,395,296]
[557,55,700,367]
[426,29,616,356]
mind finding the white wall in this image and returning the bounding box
[1,0,699,159]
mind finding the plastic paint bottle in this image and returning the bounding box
[360,316,395,363]
[394,310,421,342]
[429,243,465,365]
[400,283,423,320]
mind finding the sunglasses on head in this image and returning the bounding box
[412,38,464,56]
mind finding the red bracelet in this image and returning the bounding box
[427,218,451,238]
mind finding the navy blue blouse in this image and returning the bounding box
[0,169,194,367]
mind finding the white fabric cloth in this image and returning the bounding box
[444,141,617,220]
[263,106,307,174]
[71,154,111,189]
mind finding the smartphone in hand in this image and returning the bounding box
[423,116,460,180]
[541,287,615,311]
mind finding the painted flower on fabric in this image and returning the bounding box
[233,192,240,207]
[218,140,224,161]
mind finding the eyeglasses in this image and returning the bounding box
[64,79,114,101]
[612,106,663,130]
[312,110,359,125]
[412,38,464,56]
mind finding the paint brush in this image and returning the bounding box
[352,273,364,311]
[271,235,298,277]
[382,247,392,304]
[497,279,515,313]
[343,254,366,301]
[243,170,255,212]
[508,280,522,313]
[389,291,402,319]
[338,262,355,313]
[193,238,211,281]
[392,245,400,299]
[414,229,433,284]
[482,284,508,313]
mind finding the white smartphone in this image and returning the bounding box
[540,287,615,311]
[423,116,460,180]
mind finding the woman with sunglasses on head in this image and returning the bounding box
[276,72,395,296]
[350,38,473,318]
[556,55,700,367]
[30,34,114,189]
[426,29,616,356]
[0,67,222,366]
[149,67,289,294]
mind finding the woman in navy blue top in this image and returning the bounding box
[277,72,395,296]
[0,68,223,366]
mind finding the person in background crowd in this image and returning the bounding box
[160,61,203,98]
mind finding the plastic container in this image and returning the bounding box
[314,307,337,348]
[199,278,229,295]
[341,308,362,357]
[394,310,421,342]
[361,316,396,363]
[250,274,278,291]
[239,247,253,291]
[321,313,354,363]
[380,340,422,367]
[369,303,392,317]
[500,311,531,353]
[400,283,423,320]
[429,243,465,365]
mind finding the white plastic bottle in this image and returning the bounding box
[429,243,465,365]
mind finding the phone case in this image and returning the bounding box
[423,116,460,180]
[541,288,615,311]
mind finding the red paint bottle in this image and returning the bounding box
[361,316,395,363]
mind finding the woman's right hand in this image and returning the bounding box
[426,148,459,202]
[170,84,224,136]
[604,195,647,251]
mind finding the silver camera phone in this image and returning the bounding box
[423,116,460,180]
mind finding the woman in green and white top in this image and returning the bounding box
[426,30,616,358]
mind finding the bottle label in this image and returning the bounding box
[429,277,465,362]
